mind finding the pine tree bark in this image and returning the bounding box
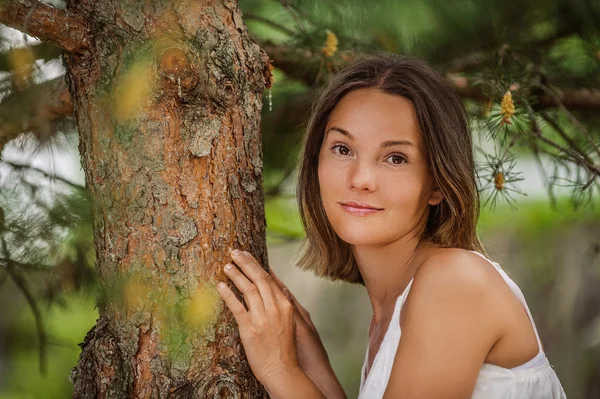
[58,0,270,397]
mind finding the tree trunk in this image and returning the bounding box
[63,0,270,397]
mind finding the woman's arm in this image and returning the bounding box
[216,249,331,398]
[260,364,328,399]
[269,268,347,399]
[383,251,503,399]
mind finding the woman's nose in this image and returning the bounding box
[347,159,377,192]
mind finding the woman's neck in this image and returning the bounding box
[356,237,432,324]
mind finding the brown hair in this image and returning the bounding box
[294,53,485,285]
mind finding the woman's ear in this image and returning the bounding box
[428,186,444,206]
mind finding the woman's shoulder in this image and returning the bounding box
[413,247,501,292]
[395,247,506,380]
[402,247,507,337]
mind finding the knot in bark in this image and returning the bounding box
[159,47,197,100]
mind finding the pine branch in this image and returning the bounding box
[538,84,600,159]
[0,234,48,375]
[530,142,558,209]
[0,257,53,272]
[444,24,579,74]
[1,159,84,190]
[525,103,600,177]
[451,78,600,111]
[539,112,595,166]
[541,86,600,113]
[0,76,73,155]
[0,41,62,73]
[261,42,600,111]
[244,13,296,37]
[261,42,324,86]
[0,0,90,53]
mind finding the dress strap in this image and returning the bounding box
[360,277,416,389]
[397,278,415,312]
[468,250,544,353]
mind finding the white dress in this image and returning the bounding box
[358,251,567,399]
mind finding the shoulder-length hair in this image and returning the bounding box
[293,53,485,285]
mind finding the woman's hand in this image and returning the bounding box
[216,249,299,386]
[269,268,347,399]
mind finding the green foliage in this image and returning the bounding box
[265,196,304,244]
[0,292,97,399]
[478,195,600,236]
[261,68,308,190]
[547,35,600,86]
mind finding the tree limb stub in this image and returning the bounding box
[0,0,90,53]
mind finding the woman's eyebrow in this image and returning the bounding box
[326,126,416,149]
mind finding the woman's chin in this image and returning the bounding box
[334,229,389,247]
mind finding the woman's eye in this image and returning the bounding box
[387,154,406,165]
[330,145,405,165]
[331,144,351,156]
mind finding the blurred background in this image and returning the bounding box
[0,0,599,398]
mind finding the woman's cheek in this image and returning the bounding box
[318,160,342,196]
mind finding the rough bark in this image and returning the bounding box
[58,0,270,397]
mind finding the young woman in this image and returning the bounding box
[216,54,567,398]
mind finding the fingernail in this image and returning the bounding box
[232,249,241,256]
[224,263,233,270]
[217,282,226,289]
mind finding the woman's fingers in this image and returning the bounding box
[230,250,280,310]
[268,268,293,302]
[269,268,297,303]
[217,282,249,326]
[289,290,314,327]
[223,263,265,312]
[268,269,314,328]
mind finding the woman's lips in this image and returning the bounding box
[340,204,382,216]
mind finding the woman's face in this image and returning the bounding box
[318,87,442,247]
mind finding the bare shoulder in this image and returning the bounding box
[385,248,505,397]
[401,247,505,347]
[411,247,500,300]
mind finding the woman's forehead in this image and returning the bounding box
[325,88,423,149]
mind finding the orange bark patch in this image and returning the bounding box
[160,48,190,74]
